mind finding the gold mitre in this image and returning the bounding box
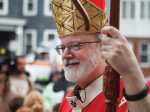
[51,0,107,37]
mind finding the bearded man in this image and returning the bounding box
[50,0,150,112]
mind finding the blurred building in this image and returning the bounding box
[0,0,58,55]
[120,0,150,77]
[0,0,149,77]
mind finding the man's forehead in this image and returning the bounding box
[60,34,96,44]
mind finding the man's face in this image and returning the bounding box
[59,33,106,82]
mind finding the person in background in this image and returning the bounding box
[50,0,150,112]
[42,70,65,111]
[9,55,33,97]
[9,96,24,112]
[11,55,30,77]
[0,63,16,112]
[23,91,44,112]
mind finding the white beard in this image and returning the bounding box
[64,47,104,82]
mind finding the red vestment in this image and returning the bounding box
[59,80,150,112]
[59,81,128,112]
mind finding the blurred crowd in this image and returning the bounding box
[0,48,74,112]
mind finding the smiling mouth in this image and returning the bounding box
[65,62,80,67]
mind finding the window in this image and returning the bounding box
[148,1,150,19]
[121,1,135,19]
[140,1,150,19]
[140,1,145,19]
[26,34,32,54]
[43,0,52,16]
[24,30,37,54]
[48,34,55,40]
[0,1,3,10]
[130,1,135,19]
[140,42,150,66]
[122,1,127,18]
[28,1,34,11]
[23,0,38,16]
[0,0,8,15]
[43,29,58,42]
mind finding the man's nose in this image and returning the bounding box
[62,47,73,59]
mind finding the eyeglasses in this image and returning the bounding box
[56,41,100,55]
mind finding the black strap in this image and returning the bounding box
[124,84,149,101]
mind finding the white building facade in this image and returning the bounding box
[120,0,150,77]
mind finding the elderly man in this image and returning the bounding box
[50,0,150,112]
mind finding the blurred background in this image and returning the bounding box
[0,0,149,112]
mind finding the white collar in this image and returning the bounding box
[67,76,103,110]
